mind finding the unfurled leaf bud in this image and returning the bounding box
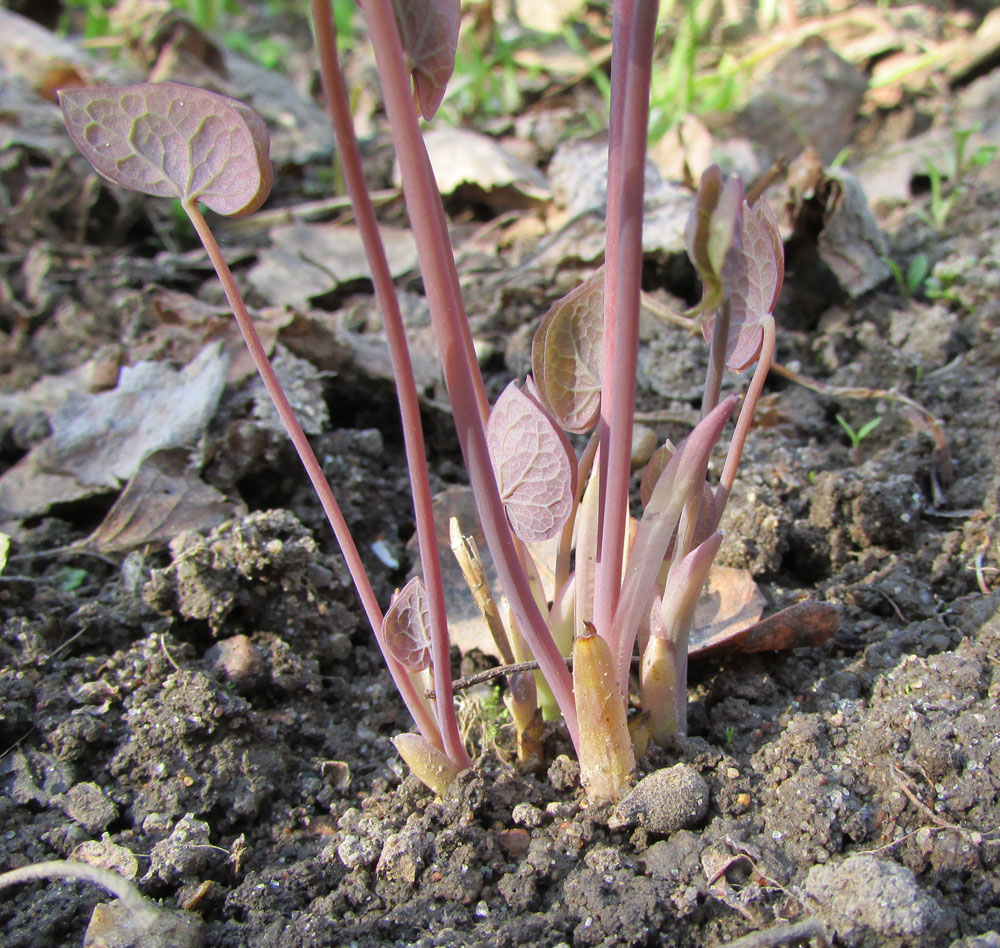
[392,732,466,795]
[573,624,634,804]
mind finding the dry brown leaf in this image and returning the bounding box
[0,9,96,101]
[84,449,243,554]
[412,128,551,210]
[690,599,839,658]
[248,222,419,306]
[0,344,229,519]
[689,565,767,652]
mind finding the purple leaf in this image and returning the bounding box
[59,82,272,217]
[382,576,432,672]
[685,166,743,316]
[391,0,460,120]
[531,268,604,434]
[639,443,716,559]
[702,197,784,370]
[486,380,577,543]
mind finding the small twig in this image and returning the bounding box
[428,653,647,699]
[745,157,789,206]
[878,588,908,624]
[769,361,952,484]
[0,727,36,763]
[426,659,554,699]
[159,634,182,672]
[43,627,88,665]
[215,188,401,236]
[973,550,993,596]
[8,546,117,567]
[721,917,830,948]
[891,764,976,839]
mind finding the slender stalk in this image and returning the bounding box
[184,199,442,748]
[359,0,579,747]
[554,431,599,598]
[701,298,732,417]
[594,0,659,644]
[712,314,776,524]
[310,0,468,767]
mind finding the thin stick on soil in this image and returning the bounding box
[721,917,830,948]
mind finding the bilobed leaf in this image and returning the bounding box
[58,82,272,217]
[531,268,604,434]
[702,197,784,370]
[382,577,432,672]
[486,380,577,543]
[391,0,460,120]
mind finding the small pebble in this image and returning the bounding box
[207,635,264,685]
[498,828,531,858]
[511,802,543,827]
[609,763,709,834]
[63,782,118,835]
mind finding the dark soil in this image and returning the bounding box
[2,4,999,947]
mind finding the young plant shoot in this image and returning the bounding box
[59,0,783,804]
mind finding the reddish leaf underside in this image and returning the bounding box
[58,81,272,217]
[702,197,784,371]
[531,269,604,434]
[486,381,577,543]
[382,576,432,672]
[391,0,460,120]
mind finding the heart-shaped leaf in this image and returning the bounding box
[702,197,784,370]
[382,576,432,672]
[486,380,577,543]
[59,82,272,217]
[391,0,460,120]
[531,268,604,434]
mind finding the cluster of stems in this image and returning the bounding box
[60,1,781,802]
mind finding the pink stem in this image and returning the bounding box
[701,299,732,418]
[184,198,442,748]
[311,0,469,767]
[712,314,776,525]
[593,0,659,644]
[359,0,579,748]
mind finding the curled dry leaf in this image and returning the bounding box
[531,268,604,434]
[690,598,839,658]
[486,380,577,543]
[58,81,272,216]
[382,577,432,672]
[391,0,460,120]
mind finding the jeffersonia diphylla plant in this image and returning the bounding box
[59,0,783,804]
